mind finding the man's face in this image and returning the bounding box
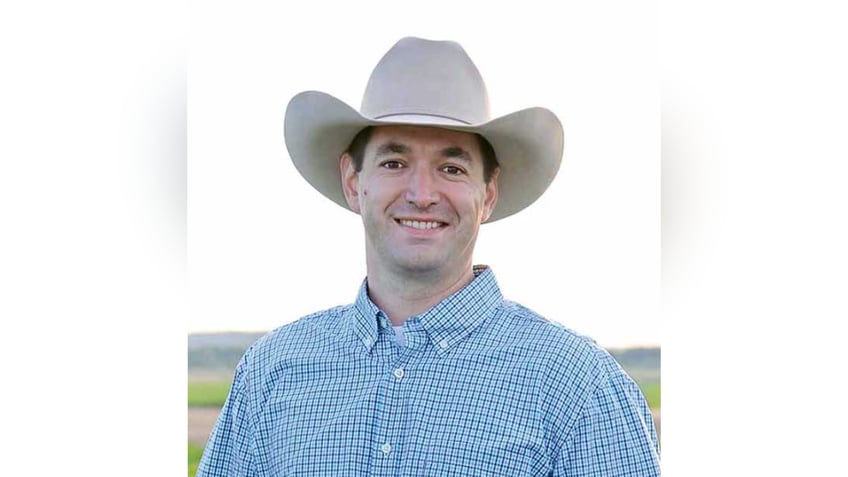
[340,125,499,279]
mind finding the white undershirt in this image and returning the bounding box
[392,325,406,348]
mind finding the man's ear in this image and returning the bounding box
[480,167,499,223]
[340,152,361,213]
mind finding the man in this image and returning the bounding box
[198,37,660,476]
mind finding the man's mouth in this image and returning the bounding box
[395,219,447,230]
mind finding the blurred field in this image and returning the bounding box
[188,443,204,476]
[642,382,660,409]
[188,381,231,407]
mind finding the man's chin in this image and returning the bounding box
[390,257,449,277]
[397,261,442,274]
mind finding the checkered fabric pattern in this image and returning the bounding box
[197,266,660,476]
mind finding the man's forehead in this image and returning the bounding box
[366,125,482,158]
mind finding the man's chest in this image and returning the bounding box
[253,348,552,476]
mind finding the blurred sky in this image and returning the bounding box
[188,0,660,348]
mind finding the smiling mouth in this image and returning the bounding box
[395,219,448,230]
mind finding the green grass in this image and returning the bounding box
[188,443,204,477]
[640,382,661,410]
[188,381,231,407]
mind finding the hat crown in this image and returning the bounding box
[360,37,491,125]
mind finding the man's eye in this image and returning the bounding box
[441,165,465,175]
[380,161,404,169]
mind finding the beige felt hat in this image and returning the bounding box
[284,37,564,222]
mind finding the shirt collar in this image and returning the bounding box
[349,278,385,353]
[348,265,503,355]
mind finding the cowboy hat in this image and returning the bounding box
[283,37,564,222]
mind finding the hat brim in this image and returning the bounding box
[284,91,564,223]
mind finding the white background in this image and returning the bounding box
[1,0,846,475]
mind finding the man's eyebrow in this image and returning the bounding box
[373,142,409,158]
[441,146,472,163]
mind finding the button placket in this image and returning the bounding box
[372,352,413,475]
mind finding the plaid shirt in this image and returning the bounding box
[198,267,660,476]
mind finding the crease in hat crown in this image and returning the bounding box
[360,37,491,125]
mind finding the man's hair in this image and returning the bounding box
[346,126,500,184]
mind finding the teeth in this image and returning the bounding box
[399,220,443,230]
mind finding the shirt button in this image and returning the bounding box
[439,339,449,350]
[381,442,392,454]
[393,368,404,379]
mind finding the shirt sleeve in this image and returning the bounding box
[551,363,661,476]
[196,347,258,477]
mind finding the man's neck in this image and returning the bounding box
[366,264,476,326]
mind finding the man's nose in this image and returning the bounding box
[403,167,439,209]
